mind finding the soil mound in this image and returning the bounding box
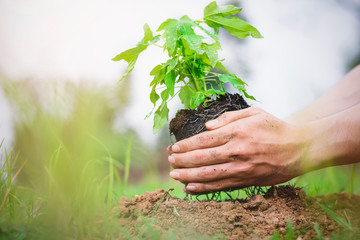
[115,186,360,239]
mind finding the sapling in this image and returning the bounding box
[113,1,262,134]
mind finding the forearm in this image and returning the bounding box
[286,65,360,124]
[299,103,360,173]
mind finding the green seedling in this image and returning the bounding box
[113,1,262,133]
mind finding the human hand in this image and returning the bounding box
[167,107,309,194]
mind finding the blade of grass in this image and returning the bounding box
[89,135,114,215]
[0,159,26,211]
[318,202,353,231]
[349,165,354,195]
[314,222,324,240]
[173,206,179,216]
[124,135,133,189]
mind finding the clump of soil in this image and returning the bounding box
[169,93,249,141]
[115,185,360,239]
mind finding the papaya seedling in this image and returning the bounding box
[113,1,262,133]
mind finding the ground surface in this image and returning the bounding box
[115,185,360,239]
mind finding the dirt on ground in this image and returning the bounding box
[115,185,360,239]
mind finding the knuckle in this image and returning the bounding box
[220,111,232,121]
[208,149,219,159]
[200,167,216,178]
[247,106,262,116]
[212,182,224,191]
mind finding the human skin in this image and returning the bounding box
[167,65,360,194]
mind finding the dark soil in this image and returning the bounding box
[115,185,360,239]
[169,93,249,141]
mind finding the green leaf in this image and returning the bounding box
[160,89,169,101]
[157,19,179,56]
[203,43,220,67]
[179,85,193,109]
[112,43,148,81]
[204,88,225,97]
[112,43,147,62]
[243,91,256,101]
[150,86,159,105]
[164,71,175,96]
[216,61,230,73]
[157,18,178,32]
[204,1,242,18]
[218,73,256,101]
[150,64,163,76]
[182,34,205,55]
[205,15,263,39]
[219,73,246,92]
[113,23,157,82]
[150,65,166,87]
[190,92,205,109]
[143,23,153,43]
[165,58,178,74]
[153,102,169,134]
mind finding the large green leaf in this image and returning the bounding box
[153,102,169,134]
[205,15,263,39]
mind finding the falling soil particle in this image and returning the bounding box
[115,185,360,239]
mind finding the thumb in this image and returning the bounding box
[205,107,260,130]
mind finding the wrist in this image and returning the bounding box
[290,122,327,175]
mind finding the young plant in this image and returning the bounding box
[113,1,262,133]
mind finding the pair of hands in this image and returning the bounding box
[167,107,308,194]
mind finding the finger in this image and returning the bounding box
[168,144,243,168]
[167,145,173,154]
[184,178,246,194]
[169,162,252,183]
[205,106,261,130]
[170,128,232,153]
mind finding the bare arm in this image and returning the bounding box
[286,65,360,124]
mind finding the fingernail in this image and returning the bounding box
[168,155,175,164]
[206,119,218,128]
[169,171,180,180]
[186,184,196,191]
[171,144,180,152]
